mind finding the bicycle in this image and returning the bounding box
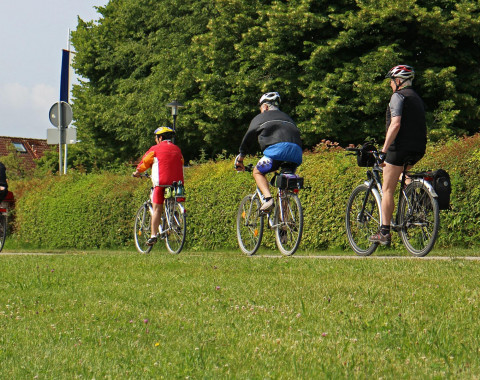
[134,175,186,254]
[345,145,440,257]
[0,191,14,252]
[236,163,304,256]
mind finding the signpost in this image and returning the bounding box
[48,101,75,174]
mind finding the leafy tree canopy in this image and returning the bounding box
[70,0,480,169]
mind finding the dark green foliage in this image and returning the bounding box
[10,135,480,251]
[71,0,480,167]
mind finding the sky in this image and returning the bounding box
[0,0,109,139]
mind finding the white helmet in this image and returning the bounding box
[385,65,415,80]
[259,92,281,105]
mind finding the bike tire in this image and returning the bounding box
[236,195,264,255]
[274,192,303,256]
[165,202,187,255]
[134,203,153,254]
[398,181,440,257]
[345,184,381,256]
[0,215,6,252]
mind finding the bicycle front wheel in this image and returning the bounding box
[236,195,264,255]
[345,184,381,256]
[165,202,186,254]
[398,181,440,257]
[134,203,153,254]
[274,192,303,256]
[0,215,6,252]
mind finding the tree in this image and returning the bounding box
[71,0,480,168]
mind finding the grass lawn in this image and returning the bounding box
[1,249,480,378]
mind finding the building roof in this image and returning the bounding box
[0,136,50,171]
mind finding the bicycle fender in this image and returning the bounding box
[177,202,186,214]
[416,179,438,198]
[363,180,382,197]
[365,185,383,226]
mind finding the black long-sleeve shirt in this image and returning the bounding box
[239,110,302,156]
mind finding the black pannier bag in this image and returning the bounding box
[275,173,304,190]
[431,169,451,210]
[357,143,376,167]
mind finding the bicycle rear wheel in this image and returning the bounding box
[0,215,6,252]
[274,192,303,256]
[165,202,186,254]
[134,203,153,254]
[398,181,440,257]
[236,195,264,255]
[345,184,381,256]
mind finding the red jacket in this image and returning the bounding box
[136,141,184,186]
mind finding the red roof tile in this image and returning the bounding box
[0,136,50,171]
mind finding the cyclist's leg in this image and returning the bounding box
[254,157,282,211]
[381,162,404,226]
[398,151,424,185]
[149,187,165,244]
[253,156,278,199]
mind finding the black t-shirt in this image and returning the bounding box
[239,109,302,155]
[0,162,7,188]
[385,87,427,153]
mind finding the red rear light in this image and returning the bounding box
[176,197,186,202]
[293,188,299,194]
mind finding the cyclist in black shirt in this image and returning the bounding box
[0,162,8,202]
[370,65,427,245]
[235,92,302,211]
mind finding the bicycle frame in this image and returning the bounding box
[345,146,440,257]
[161,197,186,235]
[236,164,303,256]
[134,175,187,254]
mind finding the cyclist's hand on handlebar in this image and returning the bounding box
[378,151,387,164]
[132,171,141,177]
[234,154,245,172]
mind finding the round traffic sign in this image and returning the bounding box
[49,101,73,128]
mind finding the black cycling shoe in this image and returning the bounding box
[146,236,158,246]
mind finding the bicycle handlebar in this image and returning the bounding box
[133,173,150,179]
[345,145,385,167]
[235,163,254,172]
[244,164,254,172]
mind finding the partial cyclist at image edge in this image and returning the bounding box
[370,64,427,246]
[133,127,184,246]
[235,92,303,212]
[0,162,8,203]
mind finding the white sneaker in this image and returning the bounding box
[260,198,274,212]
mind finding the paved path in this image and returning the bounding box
[264,255,480,261]
[2,252,480,261]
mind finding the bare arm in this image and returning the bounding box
[382,116,401,153]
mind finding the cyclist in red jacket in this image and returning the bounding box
[133,127,184,245]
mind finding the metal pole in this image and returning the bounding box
[172,114,177,144]
[64,142,68,175]
[58,102,63,175]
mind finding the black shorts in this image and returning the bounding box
[385,150,424,167]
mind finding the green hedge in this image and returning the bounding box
[10,134,480,250]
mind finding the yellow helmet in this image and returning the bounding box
[154,126,175,136]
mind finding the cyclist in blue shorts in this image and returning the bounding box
[235,92,303,211]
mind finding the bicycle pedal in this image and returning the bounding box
[391,225,401,233]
